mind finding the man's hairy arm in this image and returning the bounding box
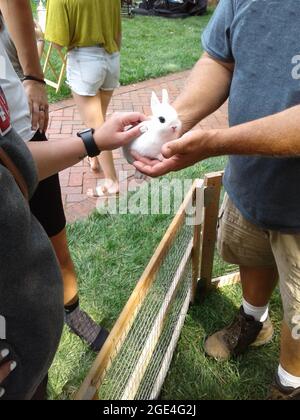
[173,52,234,133]
[133,105,300,177]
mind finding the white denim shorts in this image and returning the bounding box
[66,46,120,96]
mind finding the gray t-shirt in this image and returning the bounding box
[0,122,63,399]
[202,0,300,232]
[0,17,35,142]
[0,17,23,80]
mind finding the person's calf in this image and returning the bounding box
[268,321,300,400]
[280,321,300,377]
[51,230,109,352]
[50,229,79,305]
[240,265,278,307]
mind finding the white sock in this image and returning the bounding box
[278,365,300,389]
[242,298,269,323]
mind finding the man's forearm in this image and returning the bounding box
[173,52,233,134]
[0,0,43,78]
[214,105,300,158]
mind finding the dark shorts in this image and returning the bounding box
[29,131,66,238]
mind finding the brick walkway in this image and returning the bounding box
[48,70,228,223]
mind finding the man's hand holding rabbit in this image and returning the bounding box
[132,128,220,177]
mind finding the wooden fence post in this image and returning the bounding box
[191,181,204,304]
[195,172,223,302]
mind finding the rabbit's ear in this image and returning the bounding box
[151,91,161,113]
[162,89,169,104]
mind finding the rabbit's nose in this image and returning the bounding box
[171,126,178,132]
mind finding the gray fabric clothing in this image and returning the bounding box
[0,16,24,80]
[0,17,35,142]
[0,127,64,400]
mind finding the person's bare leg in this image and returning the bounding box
[240,266,278,307]
[98,89,118,194]
[267,320,300,399]
[50,228,109,352]
[72,92,102,172]
[72,91,118,194]
[281,321,300,376]
[50,228,78,306]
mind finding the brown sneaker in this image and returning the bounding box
[204,307,274,361]
[268,374,300,400]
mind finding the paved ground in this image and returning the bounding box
[48,70,228,223]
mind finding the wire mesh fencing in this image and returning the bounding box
[76,175,224,401]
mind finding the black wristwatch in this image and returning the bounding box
[77,128,101,158]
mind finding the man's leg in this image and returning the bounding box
[240,266,277,336]
[240,266,278,308]
[268,233,300,399]
[281,321,300,376]
[204,194,276,360]
[268,323,300,400]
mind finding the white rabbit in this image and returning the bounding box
[123,89,182,169]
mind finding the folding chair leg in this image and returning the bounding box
[42,42,67,93]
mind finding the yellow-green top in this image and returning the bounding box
[45,0,121,54]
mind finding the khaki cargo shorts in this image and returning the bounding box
[217,194,300,335]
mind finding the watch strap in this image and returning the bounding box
[77,128,100,158]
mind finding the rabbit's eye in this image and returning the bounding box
[159,116,166,124]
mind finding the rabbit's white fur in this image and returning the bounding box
[123,89,182,166]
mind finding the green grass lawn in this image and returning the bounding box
[48,158,282,401]
[31,2,213,103]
